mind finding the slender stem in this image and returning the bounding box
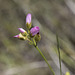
[56,34,62,75]
[34,45,55,75]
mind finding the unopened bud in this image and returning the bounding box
[14,33,26,40]
[18,28,27,36]
[18,28,26,33]
[26,13,32,29]
[14,35,19,38]
[34,34,41,42]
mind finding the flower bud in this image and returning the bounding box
[30,26,40,36]
[18,28,27,36]
[34,34,41,42]
[14,35,19,38]
[14,33,26,40]
[18,28,26,33]
[26,13,31,29]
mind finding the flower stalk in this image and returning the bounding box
[56,34,62,75]
[34,44,55,75]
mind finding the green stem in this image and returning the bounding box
[56,34,62,75]
[34,45,55,75]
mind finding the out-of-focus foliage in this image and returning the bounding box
[65,72,70,75]
[0,0,75,75]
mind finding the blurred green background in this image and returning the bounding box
[0,0,75,75]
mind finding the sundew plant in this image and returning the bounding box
[14,13,66,75]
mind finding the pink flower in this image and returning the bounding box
[26,13,31,24]
[30,26,40,36]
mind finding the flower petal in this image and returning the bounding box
[30,26,40,36]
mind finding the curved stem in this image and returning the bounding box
[34,45,55,75]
